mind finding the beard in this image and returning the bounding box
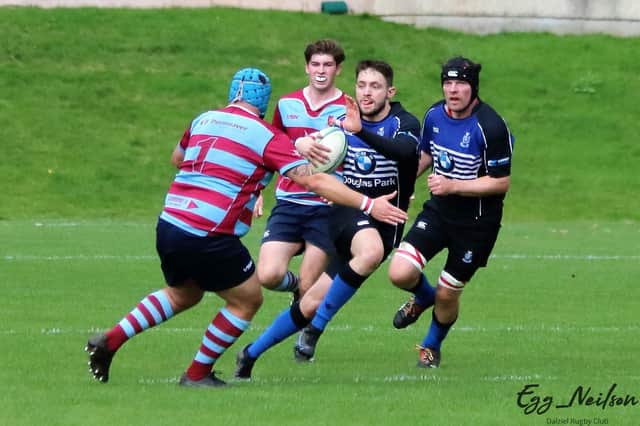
[360,101,386,120]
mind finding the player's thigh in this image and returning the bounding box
[216,272,263,321]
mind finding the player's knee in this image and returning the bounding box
[354,245,384,275]
[388,243,424,288]
[256,263,286,289]
[299,293,321,318]
[388,264,415,288]
[435,271,466,308]
[165,283,204,311]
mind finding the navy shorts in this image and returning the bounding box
[156,219,255,292]
[325,205,400,277]
[262,200,334,254]
[402,204,501,283]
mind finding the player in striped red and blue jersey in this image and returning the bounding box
[254,39,347,303]
[84,67,407,387]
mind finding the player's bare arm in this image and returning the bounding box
[285,164,408,225]
[417,152,433,177]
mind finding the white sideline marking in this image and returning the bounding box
[136,373,566,385]
[34,324,640,336]
[491,254,640,260]
[3,254,639,261]
[2,255,156,261]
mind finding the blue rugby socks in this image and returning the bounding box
[310,264,367,332]
[412,273,436,309]
[247,301,309,359]
[421,311,456,351]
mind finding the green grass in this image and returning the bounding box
[1,220,638,425]
[1,7,639,221]
[1,6,639,426]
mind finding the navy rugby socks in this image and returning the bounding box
[412,273,436,309]
[421,311,455,351]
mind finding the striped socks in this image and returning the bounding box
[186,308,250,380]
[104,290,174,353]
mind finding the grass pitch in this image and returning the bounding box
[1,220,638,425]
[1,6,639,425]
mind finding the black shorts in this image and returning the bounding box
[156,219,255,292]
[325,205,399,276]
[261,200,334,254]
[402,204,501,282]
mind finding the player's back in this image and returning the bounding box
[161,105,303,237]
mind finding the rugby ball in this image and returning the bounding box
[312,126,347,174]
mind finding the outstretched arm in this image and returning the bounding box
[285,163,407,225]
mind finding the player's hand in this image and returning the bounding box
[334,95,363,133]
[369,191,407,225]
[428,173,454,195]
[295,135,331,167]
[253,193,264,218]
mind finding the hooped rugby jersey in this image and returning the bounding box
[419,100,514,221]
[342,102,420,245]
[272,88,346,205]
[161,105,307,237]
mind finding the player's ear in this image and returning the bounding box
[387,86,396,99]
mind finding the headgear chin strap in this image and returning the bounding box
[228,68,272,118]
[441,57,482,107]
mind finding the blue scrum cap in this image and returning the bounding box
[441,56,482,98]
[228,67,272,118]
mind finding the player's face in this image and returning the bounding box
[355,68,394,121]
[305,54,340,92]
[443,79,473,115]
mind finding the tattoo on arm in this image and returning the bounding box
[287,163,315,178]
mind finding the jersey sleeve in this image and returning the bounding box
[355,109,420,162]
[477,105,513,178]
[263,132,309,176]
[419,108,436,155]
[178,125,191,151]
[271,102,285,132]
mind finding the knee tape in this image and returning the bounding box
[438,270,466,291]
[394,242,427,270]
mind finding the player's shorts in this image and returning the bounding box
[325,205,400,277]
[402,203,501,283]
[156,218,255,292]
[261,200,334,254]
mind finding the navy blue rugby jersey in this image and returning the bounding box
[419,100,514,221]
[342,102,420,213]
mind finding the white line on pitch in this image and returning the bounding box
[3,254,639,261]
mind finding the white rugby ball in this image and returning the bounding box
[312,126,347,174]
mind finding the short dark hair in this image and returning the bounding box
[355,59,394,87]
[304,39,346,65]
